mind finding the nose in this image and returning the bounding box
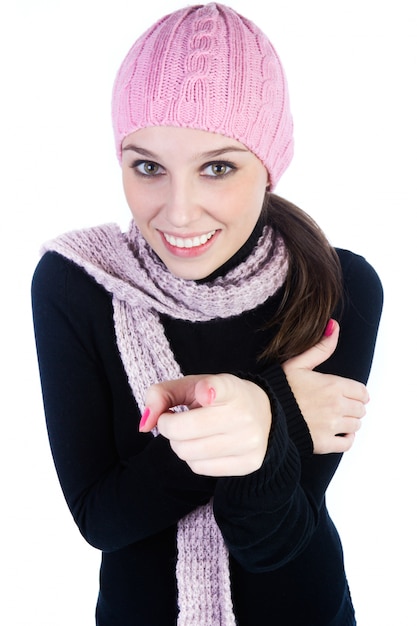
[162,176,202,228]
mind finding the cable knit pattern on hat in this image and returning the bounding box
[112,3,294,188]
[42,221,288,624]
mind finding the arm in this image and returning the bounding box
[142,372,313,572]
[31,252,216,553]
[215,250,383,570]
[144,251,383,571]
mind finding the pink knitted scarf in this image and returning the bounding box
[43,221,288,624]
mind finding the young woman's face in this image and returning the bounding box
[121,126,268,280]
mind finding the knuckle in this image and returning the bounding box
[341,433,355,451]
[170,439,184,459]
[313,438,328,454]
[330,416,341,433]
[361,383,370,402]
[327,393,344,416]
[246,453,263,474]
[189,460,208,476]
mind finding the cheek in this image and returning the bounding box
[228,185,265,222]
[122,174,150,217]
[231,168,267,212]
[122,171,134,205]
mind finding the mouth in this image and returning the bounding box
[162,230,217,249]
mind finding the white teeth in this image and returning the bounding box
[163,230,216,248]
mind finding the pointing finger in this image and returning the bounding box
[140,375,205,432]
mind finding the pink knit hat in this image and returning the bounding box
[111,3,293,189]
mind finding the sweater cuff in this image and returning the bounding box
[215,373,300,504]
[258,364,313,458]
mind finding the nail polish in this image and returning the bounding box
[139,407,151,431]
[324,319,335,337]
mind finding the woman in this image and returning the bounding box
[32,4,383,625]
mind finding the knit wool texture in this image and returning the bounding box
[111,3,293,189]
[42,222,288,625]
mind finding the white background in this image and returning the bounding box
[1,1,415,624]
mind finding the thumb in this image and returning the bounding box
[194,374,236,408]
[284,319,340,372]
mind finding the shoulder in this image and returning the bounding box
[320,249,384,382]
[32,251,113,319]
[336,247,382,291]
[335,248,384,325]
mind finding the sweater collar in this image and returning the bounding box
[196,214,266,284]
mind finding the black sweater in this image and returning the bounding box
[32,241,383,626]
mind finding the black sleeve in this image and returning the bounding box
[213,250,383,572]
[31,252,216,553]
[319,248,384,383]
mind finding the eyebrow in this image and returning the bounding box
[122,144,249,159]
[122,145,158,158]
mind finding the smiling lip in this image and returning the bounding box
[159,229,219,257]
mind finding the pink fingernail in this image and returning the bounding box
[139,407,151,431]
[208,387,216,404]
[324,319,335,337]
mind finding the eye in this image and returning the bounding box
[202,161,235,177]
[131,160,164,176]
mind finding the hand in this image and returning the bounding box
[282,320,370,454]
[140,374,272,477]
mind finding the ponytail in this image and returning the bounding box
[263,193,343,362]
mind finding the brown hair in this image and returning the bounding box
[263,193,343,363]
